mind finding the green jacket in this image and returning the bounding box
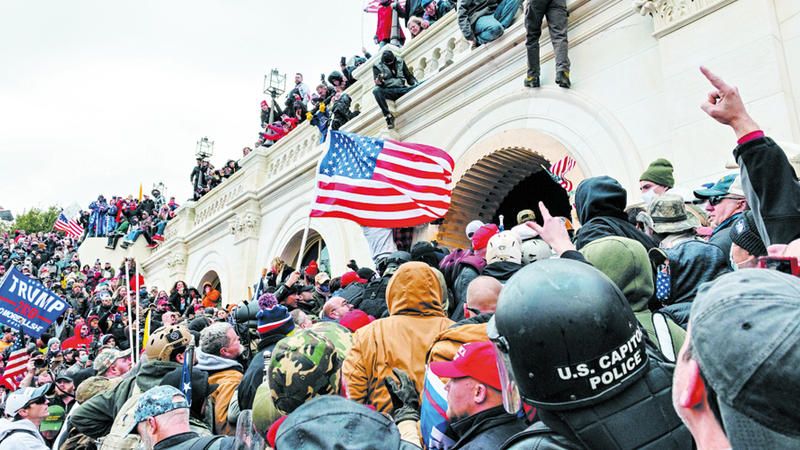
[71,360,181,438]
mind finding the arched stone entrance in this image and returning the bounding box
[437,129,586,250]
[279,229,331,275]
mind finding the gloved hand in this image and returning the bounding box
[319,102,326,113]
[384,368,420,424]
[306,111,313,122]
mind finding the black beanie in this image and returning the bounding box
[730,211,767,256]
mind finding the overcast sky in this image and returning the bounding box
[0,0,377,216]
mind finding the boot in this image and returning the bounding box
[556,71,571,89]
[524,75,540,88]
[385,114,396,130]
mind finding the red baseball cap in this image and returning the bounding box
[430,341,501,390]
[340,271,367,288]
[339,309,375,332]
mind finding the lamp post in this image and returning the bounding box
[263,68,286,124]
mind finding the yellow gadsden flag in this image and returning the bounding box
[142,309,152,349]
[138,183,143,201]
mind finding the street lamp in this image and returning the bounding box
[263,68,286,124]
[196,137,214,160]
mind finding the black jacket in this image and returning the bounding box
[457,0,501,41]
[482,261,522,283]
[449,406,526,450]
[735,136,800,245]
[574,176,659,251]
[238,334,285,411]
[373,56,417,89]
[503,346,692,450]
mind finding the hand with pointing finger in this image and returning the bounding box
[699,66,760,140]
[526,201,576,256]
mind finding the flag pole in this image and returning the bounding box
[124,260,135,365]
[135,262,141,365]
[295,215,312,271]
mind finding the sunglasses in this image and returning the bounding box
[25,397,47,407]
[708,196,742,206]
[465,305,482,316]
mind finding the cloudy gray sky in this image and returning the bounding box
[1,0,376,216]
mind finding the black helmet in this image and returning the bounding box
[327,70,345,86]
[410,241,439,268]
[384,251,412,275]
[489,259,647,413]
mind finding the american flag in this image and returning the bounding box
[53,212,84,239]
[310,131,454,228]
[363,0,381,13]
[546,155,577,192]
[0,330,29,391]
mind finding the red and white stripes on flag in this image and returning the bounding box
[363,0,381,13]
[549,155,577,192]
[53,212,84,239]
[311,131,454,228]
[0,335,29,391]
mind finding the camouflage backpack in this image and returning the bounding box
[97,383,141,450]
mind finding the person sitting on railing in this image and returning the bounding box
[260,99,283,128]
[375,0,406,48]
[372,50,418,130]
[407,16,430,38]
[422,0,453,25]
[457,0,523,48]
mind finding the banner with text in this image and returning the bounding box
[0,267,70,338]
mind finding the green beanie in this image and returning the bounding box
[640,158,675,188]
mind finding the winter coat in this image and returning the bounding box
[343,262,453,413]
[426,319,488,366]
[195,349,243,436]
[61,324,92,350]
[457,0,501,41]
[580,237,685,361]
[665,239,729,305]
[170,290,191,315]
[450,264,481,321]
[139,432,230,450]
[0,419,48,450]
[71,360,181,438]
[449,406,526,450]
[201,283,221,308]
[425,0,455,23]
[373,56,417,89]
[238,334,285,411]
[735,136,800,245]
[376,4,406,43]
[574,176,659,251]
[707,212,742,258]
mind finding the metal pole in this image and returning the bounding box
[135,263,141,365]
[390,0,401,46]
[295,214,312,271]
[124,260,135,365]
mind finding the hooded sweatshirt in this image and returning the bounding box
[343,261,454,413]
[580,237,685,361]
[574,176,658,251]
[196,348,243,436]
[60,324,92,351]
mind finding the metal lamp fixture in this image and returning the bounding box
[196,136,214,159]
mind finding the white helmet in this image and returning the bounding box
[520,239,554,265]
[465,220,485,239]
[486,231,522,264]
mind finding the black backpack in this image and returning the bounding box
[359,276,391,318]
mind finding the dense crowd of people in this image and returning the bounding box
[80,190,179,250]
[2,2,800,449]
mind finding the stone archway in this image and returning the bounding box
[437,129,586,250]
[278,228,330,274]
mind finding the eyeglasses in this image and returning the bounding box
[708,196,742,206]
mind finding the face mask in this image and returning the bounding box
[641,188,657,208]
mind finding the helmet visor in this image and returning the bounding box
[488,317,522,414]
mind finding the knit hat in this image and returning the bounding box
[471,224,499,251]
[338,309,375,332]
[256,293,295,338]
[261,100,268,107]
[730,211,767,257]
[305,260,319,277]
[640,158,675,188]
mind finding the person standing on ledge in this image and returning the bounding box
[524,0,571,88]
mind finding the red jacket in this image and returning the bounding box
[375,4,405,43]
[61,324,93,350]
